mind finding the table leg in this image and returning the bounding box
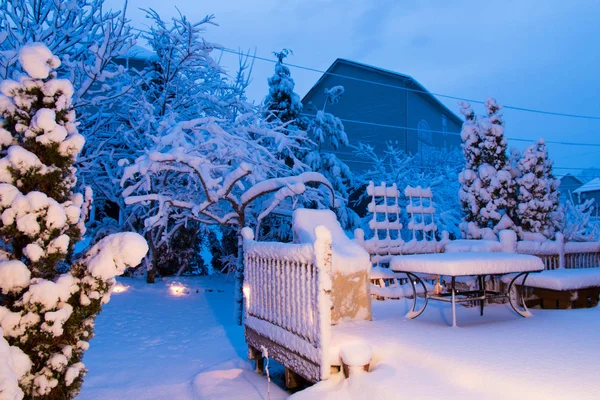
[451,276,457,327]
[480,275,486,317]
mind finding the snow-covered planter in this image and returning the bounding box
[0,44,148,399]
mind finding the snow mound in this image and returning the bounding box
[85,233,148,281]
[0,260,31,294]
[293,208,370,275]
[340,342,372,367]
[18,43,61,79]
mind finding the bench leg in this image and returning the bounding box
[451,276,457,327]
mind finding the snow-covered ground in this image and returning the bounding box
[79,276,600,400]
[78,276,287,400]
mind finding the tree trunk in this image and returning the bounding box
[146,267,156,284]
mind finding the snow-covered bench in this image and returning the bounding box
[505,268,600,309]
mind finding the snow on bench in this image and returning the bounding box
[390,252,544,276]
[505,268,600,291]
[293,209,372,323]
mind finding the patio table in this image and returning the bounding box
[390,252,544,326]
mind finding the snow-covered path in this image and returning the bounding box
[78,276,287,400]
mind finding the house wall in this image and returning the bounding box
[577,190,600,208]
[559,175,583,203]
[406,89,462,154]
[302,60,462,172]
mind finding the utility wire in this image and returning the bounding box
[220,47,600,121]
[299,113,600,148]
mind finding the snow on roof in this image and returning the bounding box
[559,173,583,184]
[302,58,463,125]
[119,45,156,61]
[573,177,600,194]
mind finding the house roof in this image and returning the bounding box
[118,45,156,61]
[302,58,463,125]
[573,177,600,194]
[559,173,583,184]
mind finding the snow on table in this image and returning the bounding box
[390,252,544,276]
[444,239,502,253]
[504,268,600,291]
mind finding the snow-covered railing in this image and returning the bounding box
[500,231,600,270]
[242,226,332,383]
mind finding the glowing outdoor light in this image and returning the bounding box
[169,281,187,296]
[112,283,129,293]
[243,284,250,309]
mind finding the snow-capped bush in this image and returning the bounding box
[458,99,517,238]
[0,44,147,399]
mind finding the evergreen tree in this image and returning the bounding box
[516,139,560,237]
[0,43,146,399]
[458,99,516,238]
[263,49,303,125]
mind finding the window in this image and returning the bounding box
[442,114,448,136]
[417,119,432,153]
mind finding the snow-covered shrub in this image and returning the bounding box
[0,44,147,399]
[354,143,464,239]
[515,139,561,237]
[559,197,599,242]
[458,99,517,238]
[121,111,333,323]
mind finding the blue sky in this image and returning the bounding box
[106,0,600,176]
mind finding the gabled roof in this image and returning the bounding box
[302,58,463,125]
[118,45,156,61]
[574,177,600,194]
[559,173,583,184]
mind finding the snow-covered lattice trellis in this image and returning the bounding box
[405,185,437,241]
[368,182,402,240]
[365,182,403,264]
[357,182,447,265]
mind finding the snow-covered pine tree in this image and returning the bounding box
[0,44,147,399]
[0,0,136,233]
[304,86,358,228]
[516,139,560,237]
[263,49,303,125]
[458,99,516,238]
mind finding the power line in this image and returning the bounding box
[298,112,600,148]
[220,47,600,121]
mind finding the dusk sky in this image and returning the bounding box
[106,0,600,176]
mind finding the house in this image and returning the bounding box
[301,58,463,171]
[573,177,600,207]
[114,45,155,71]
[558,174,584,203]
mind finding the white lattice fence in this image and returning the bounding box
[405,185,437,241]
[242,227,332,383]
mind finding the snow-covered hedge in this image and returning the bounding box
[0,44,147,399]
